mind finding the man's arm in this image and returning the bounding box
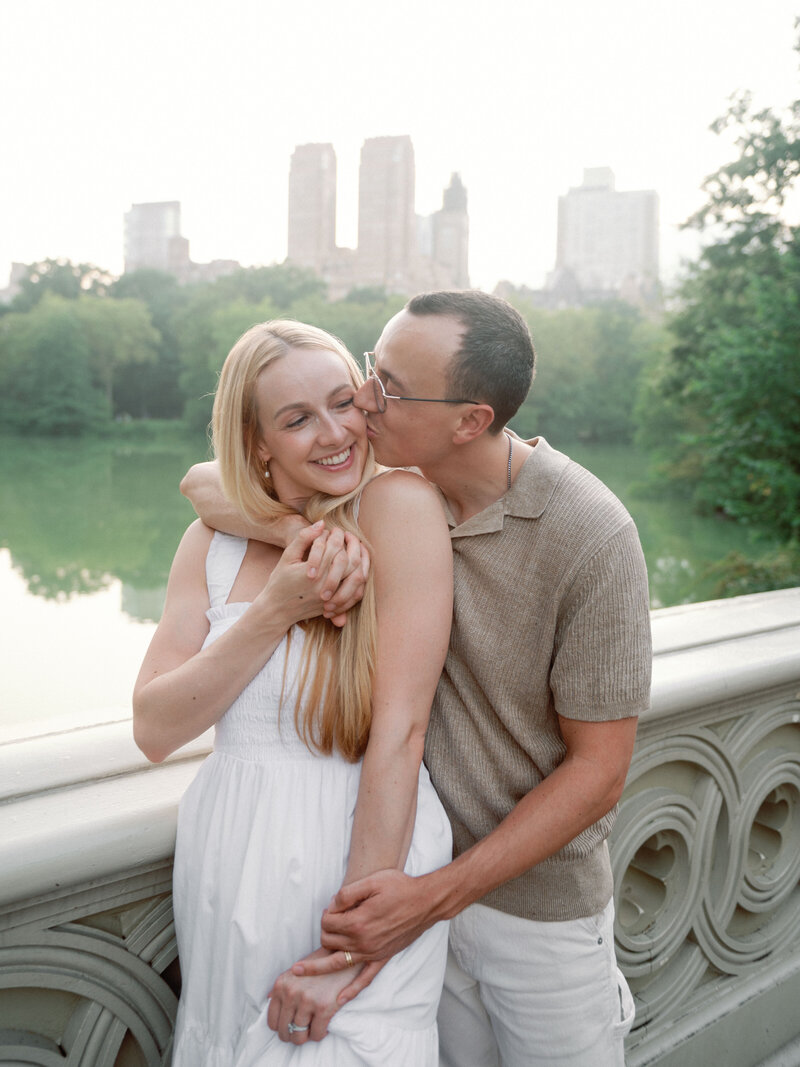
[297,714,637,984]
[180,460,306,544]
[180,460,369,625]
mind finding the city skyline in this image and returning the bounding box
[1,1,798,294]
[287,137,469,297]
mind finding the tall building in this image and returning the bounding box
[552,168,659,298]
[123,201,240,283]
[123,201,190,275]
[431,173,469,290]
[287,143,337,271]
[356,135,417,290]
[284,137,469,298]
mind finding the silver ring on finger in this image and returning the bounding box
[287,1021,309,1034]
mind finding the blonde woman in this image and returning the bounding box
[133,321,453,1065]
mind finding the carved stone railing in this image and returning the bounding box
[616,587,800,1066]
[1,587,799,1066]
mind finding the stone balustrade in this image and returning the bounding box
[1,587,799,1066]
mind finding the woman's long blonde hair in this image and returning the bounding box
[212,320,377,762]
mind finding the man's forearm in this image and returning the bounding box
[440,758,627,920]
[412,722,636,925]
[180,461,306,545]
[318,717,638,966]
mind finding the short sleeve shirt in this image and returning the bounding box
[423,437,652,921]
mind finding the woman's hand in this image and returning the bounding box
[254,524,358,630]
[266,949,361,1045]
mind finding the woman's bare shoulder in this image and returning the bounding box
[357,469,447,540]
[360,468,441,508]
[166,519,217,582]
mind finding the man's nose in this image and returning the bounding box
[354,380,378,412]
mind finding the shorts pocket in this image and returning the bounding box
[613,966,635,1037]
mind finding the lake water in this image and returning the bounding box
[0,432,773,741]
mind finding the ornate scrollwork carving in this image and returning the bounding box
[611,700,800,1031]
[0,880,177,1066]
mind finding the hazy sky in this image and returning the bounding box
[2,1,798,293]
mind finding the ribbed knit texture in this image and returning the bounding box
[424,438,652,921]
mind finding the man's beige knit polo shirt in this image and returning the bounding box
[424,437,652,922]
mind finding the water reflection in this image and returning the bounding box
[0,433,201,615]
[0,433,777,737]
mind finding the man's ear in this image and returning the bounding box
[452,404,495,444]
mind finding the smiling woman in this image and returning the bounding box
[131,319,454,1064]
[253,348,370,511]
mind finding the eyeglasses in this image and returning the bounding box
[363,352,479,414]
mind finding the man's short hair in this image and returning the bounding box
[406,290,535,433]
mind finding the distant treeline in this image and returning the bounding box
[0,247,798,562]
[0,257,666,442]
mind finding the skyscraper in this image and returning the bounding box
[284,137,469,298]
[431,173,469,290]
[356,136,417,290]
[554,169,659,295]
[287,143,337,272]
[123,202,189,275]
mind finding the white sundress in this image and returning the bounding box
[171,532,453,1065]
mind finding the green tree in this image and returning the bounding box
[73,297,160,410]
[110,270,187,418]
[206,264,327,307]
[510,302,666,444]
[0,294,160,434]
[10,258,114,311]
[0,295,110,434]
[639,31,800,540]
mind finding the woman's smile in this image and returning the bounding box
[314,446,354,468]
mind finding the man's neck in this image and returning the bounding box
[422,432,535,526]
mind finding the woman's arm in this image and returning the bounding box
[343,470,453,883]
[267,472,452,1037]
[133,520,349,763]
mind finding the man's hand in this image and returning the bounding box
[292,870,438,975]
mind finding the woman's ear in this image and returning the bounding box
[452,403,495,445]
[254,437,271,465]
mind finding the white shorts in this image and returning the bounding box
[439,898,634,1066]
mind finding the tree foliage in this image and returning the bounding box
[0,295,110,434]
[0,294,159,435]
[638,27,800,540]
[509,301,668,445]
[110,270,187,418]
[9,258,114,311]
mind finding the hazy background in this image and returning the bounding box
[1,0,798,292]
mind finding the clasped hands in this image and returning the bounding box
[281,519,370,628]
[267,870,431,1045]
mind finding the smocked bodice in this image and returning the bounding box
[202,532,331,764]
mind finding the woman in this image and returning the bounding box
[133,321,453,1065]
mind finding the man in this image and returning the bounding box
[182,291,651,1065]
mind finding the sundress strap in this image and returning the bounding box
[205,532,249,608]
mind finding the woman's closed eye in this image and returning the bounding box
[284,397,354,429]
